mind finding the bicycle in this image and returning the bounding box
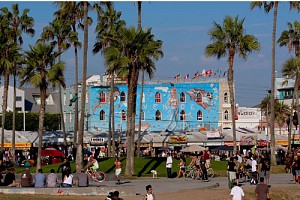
[207,167,215,178]
[86,169,106,184]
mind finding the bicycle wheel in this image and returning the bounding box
[207,168,214,178]
[94,171,106,182]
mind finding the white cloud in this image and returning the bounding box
[169,56,179,62]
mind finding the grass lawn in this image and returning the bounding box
[13,157,286,177]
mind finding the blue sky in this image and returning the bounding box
[1,1,299,107]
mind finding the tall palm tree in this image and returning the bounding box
[104,26,163,176]
[282,57,300,151]
[275,101,290,135]
[55,1,83,150]
[93,2,124,157]
[205,15,260,153]
[20,43,64,172]
[278,20,300,151]
[76,1,89,174]
[39,15,72,155]
[0,3,34,164]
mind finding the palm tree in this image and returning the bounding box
[76,1,89,174]
[55,1,83,150]
[0,3,34,164]
[282,57,300,151]
[278,20,300,151]
[275,101,290,135]
[20,43,64,172]
[205,15,260,153]
[93,2,125,157]
[104,27,163,176]
[39,15,72,155]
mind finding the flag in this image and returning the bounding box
[174,74,181,79]
[205,69,212,76]
[184,74,190,80]
[192,71,200,79]
[223,70,227,77]
[200,69,206,76]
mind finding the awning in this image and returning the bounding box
[4,142,31,148]
[41,148,64,157]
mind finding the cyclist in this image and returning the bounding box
[87,156,99,174]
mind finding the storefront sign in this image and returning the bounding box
[169,135,187,143]
[187,142,204,146]
[207,131,222,139]
[205,142,223,146]
[276,140,288,146]
[224,142,240,146]
[4,142,31,148]
[240,136,256,145]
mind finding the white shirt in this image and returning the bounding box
[166,156,173,168]
[146,193,154,200]
[230,186,245,200]
[237,155,243,163]
[63,174,73,185]
[252,159,257,172]
[93,160,99,168]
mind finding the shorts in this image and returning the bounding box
[260,170,270,180]
[115,168,122,176]
[180,166,186,172]
[92,165,98,171]
[295,170,300,176]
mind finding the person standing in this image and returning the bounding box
[34,169,46,188]
[227,157,236,189]
[20,168,33,187]
[251,156,258,185]
[255,177,270,200]
[143,184,157,200]
[200,151,208,181]
[46,169,58,188]
[166,153,173,178]
[114,157,123,185]
[294,154,300,183]
[259,154,270,185]
[230,182,245,200]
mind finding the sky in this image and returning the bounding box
[1,1,299,107]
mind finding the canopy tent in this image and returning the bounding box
[180,145,206,153]
[41,148,64,157]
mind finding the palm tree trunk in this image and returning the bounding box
[228,49,237,153]
[137,1,143,157]
[108,75,113,157]
[76,1,88,174]
[111,75,115,155]
[11,73,17,165]
[1,71,10,149]
[37,88,46,173]
[288,100,294,152]
[270,2,278,166]
[74,46,79,149]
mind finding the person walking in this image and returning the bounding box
[227,157,236,189]
[255,177,270,200]
[294,153,300,183]
[200,151,208,181]
[166,153,173,178]
[114,157,123,185]
[259,154,270,186]
[251,156,258,185]
[230,182,245,200]
[143,184,157,200]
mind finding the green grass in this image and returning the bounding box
[12,157,286,177]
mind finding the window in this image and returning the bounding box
[33,95,41,105]
[121,110,126,121]
[100,110,105,120]
[16,96,22,101]
[224,92,228,103]
[100,91,106,102]
[155,110,161,120]
[197,110,203,121]
[180,92,186,102]
[180,110,186,121]
[196,92,202,103]
[120,92,126,102]
[224,110,229,120]
[141,110,145,121]
[155,92,161,103]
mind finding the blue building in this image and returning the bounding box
[89,79,225,132]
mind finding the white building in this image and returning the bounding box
[0,85,25,112]
[236,107,261,129]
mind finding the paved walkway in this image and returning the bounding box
[0,173,295,196]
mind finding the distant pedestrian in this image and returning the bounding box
[166,153,173,178]
[227,157,236,189]
[200,151,208,181]
[177,156,186,178]
[46,169,58,188]
[78,169,89,187]
[294,154,300,183]
[143,184,156,200]
[259,155,270,185]
[114,157,123,185]
[255,177,270,200]
[34,169,46,188]
[230,182,245,200]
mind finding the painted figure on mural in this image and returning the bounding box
[165,87,179,132]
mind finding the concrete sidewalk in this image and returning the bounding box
[0,173,294,196]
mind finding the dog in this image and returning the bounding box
[150,170,157,179]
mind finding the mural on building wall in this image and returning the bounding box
[89,82,220,132]
[92,87,120,114]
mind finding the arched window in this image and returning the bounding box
[224,110,229,120]
[100,91,106,102]
[197,110,203,121]
[121,110,126,121]
[141,110,145,121]
[155,92,161,103]
[155,110,161,121]
[120,92,126,102]
[180,92,186,102]
[196,92,202,103]
[180,110,186,121]
[100,110,105,120]
[224,92,228,103]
